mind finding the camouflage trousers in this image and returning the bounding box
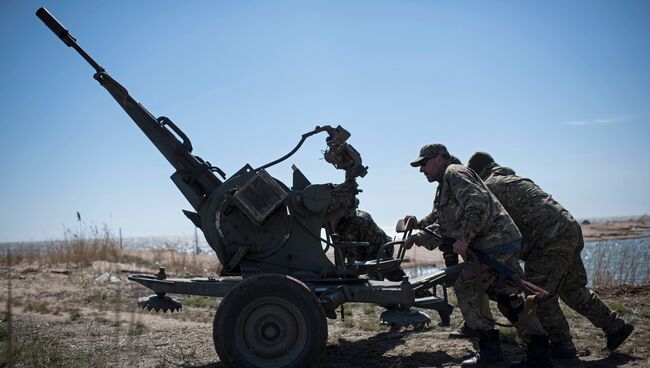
[523,223,627,346]
[453,252,546,340]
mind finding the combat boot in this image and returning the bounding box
[437,304,453,327]
[460,329,503,367]
[449,321,477,339]
[606,322,634,351]
[509,335,553,368]
[549,341,577,359]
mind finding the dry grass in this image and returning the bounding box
[182,296,220,309]
[0,222,222,277]
[0,323,108,368]
[146,248,222,276]
[0,224,121,269]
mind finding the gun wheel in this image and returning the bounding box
[213,274,327,368]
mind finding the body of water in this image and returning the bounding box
[582,237,649,286]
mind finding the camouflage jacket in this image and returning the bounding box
[436,164,521,250]
[417,186,440,229]
[479,163,577,259]
[411,186,446,250]
[335,210,392,261]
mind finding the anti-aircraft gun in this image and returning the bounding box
[37,8,461,367]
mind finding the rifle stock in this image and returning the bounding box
[463,248,549,301]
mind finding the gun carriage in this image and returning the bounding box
[37,8,462,367]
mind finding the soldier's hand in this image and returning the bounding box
[452,239,469,259]
[403,215,418,225]
[404,215,418,222]
[403,235,416,249]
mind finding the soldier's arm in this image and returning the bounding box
[410,222,444,250]
[417,207,438,229]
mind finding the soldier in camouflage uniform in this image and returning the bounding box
[468,152,634,357]
[333,209,405,281]
[334,210,393,261]
[404,156,472,337]
[405,144,552,368]
[408,155,462,267]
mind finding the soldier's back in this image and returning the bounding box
[484,165,577,256]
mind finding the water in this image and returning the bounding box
[118,235,212,253]
[402,237,650,286]
[404,264,441,278]
[581,237,649,286]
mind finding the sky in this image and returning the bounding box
[1,0,649,243]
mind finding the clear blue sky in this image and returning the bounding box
[1,1,649,242]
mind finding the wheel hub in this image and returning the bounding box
[236,297,307,366]
[262,322,281,341]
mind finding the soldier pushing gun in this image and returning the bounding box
[405,143,553,368]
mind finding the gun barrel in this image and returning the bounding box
[36,8,72,45]
[36,7,104,73]
[36,7,223,211]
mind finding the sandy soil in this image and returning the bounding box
[1,218,649,367]
[581,216,650,241]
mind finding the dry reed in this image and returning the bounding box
[0,222,222,277]
[589,240,649,287]
[4,250,14,368]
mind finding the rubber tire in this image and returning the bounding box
[213,274,327,368]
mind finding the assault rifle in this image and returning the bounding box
[421,228,549,301]
[466,247,549,301]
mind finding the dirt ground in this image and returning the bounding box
[1,217,649,367]
[1,264,648,367]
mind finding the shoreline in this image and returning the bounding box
[581,216,650,241]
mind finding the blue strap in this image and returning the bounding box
[481,239,522,254]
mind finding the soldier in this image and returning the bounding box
[408,155,462,267]
[333,209,392,261]
[467,152,634,358]
[404,155,474,338]
[405,144,552,368]
[332,209,405,281]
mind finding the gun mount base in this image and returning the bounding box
[137,294,182,313]
[380,308,431,330]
